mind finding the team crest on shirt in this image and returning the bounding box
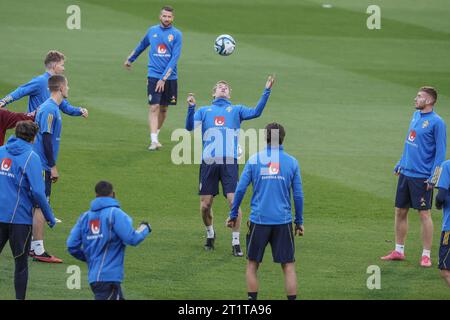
[422,120,429,129]
[153,33,158,38]
[1,158,12,172]
[226,106,232,113]
[214,116,225,126]
[157,44,167,54]
[89,219,101,235]
[408,130,416,142]
[168,34,174,42]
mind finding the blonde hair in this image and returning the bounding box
[212,80,231,98]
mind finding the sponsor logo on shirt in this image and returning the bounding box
[268,162,280,175]
[89,219,101,235]
[157,44,167,54]
[408,130,416,142]
[1,158,12,172]
[214,116,225,126]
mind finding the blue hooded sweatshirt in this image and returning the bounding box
[67,197,150,284]
[0,136,55,226]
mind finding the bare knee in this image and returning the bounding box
[440,270,450,286]
[395,207,408,218]
[419,210,431,220]
[150,104,160,113]
[201,199,213,214]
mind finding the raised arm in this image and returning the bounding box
[239,75,275,121]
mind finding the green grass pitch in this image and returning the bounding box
[1,0,450,299]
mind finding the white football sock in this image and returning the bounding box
[151,133,158,144]
[422,249,431,258]
[395,244,405,254]
[206,225,214,239]
[32,240,45,255]
[232,232,240,245]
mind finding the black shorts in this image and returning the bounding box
[90,281,124,300]
[0,223,32,258]
[199,159,239,197]
[395,174,433,210]
[147,77,177,106]
[246,222,295,264]
[438,231,450,270]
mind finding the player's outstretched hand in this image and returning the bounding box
[0,100,6,108]
[226,217,237,229]
[187,93,196,107]
[295,224,304,236]
[123,60,132,70]
[265,74,275,89]
[137,221,152,234]
[80,107,89,118]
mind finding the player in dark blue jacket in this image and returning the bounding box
[67,181,151,300]
[0,50,88,117]
[0,121,56,300]
[124,6,182,150]
[185,76,275,257]
[227,123,303,300]
[382,87,446,267]
[434,160,450,287]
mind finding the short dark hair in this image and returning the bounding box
[95,181,114,197]
[420,86,438,104]
[44,50,65,68]
[48,75,66,92]
[161,5,174,13]
[265,122,286,145]
[15,121,39,143]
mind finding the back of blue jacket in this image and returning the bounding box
[230,146,304,225]
[67,197,149,284]
[0,136,55,225]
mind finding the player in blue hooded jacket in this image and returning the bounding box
[67,181,151,300]
[0,121,56,300]
[227,123,304,300]
[382,86,446,267]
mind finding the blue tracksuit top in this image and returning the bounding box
[185,89,271,160]
[128,24,182,80]
[397,110,446,183]
[230,146,304,225]
[0,136,55,226]
[436,160,450,231]
[67,197,150,284]
[1,72,83,115]
[33,98,62,171]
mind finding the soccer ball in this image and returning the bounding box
[214,34,236,56]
